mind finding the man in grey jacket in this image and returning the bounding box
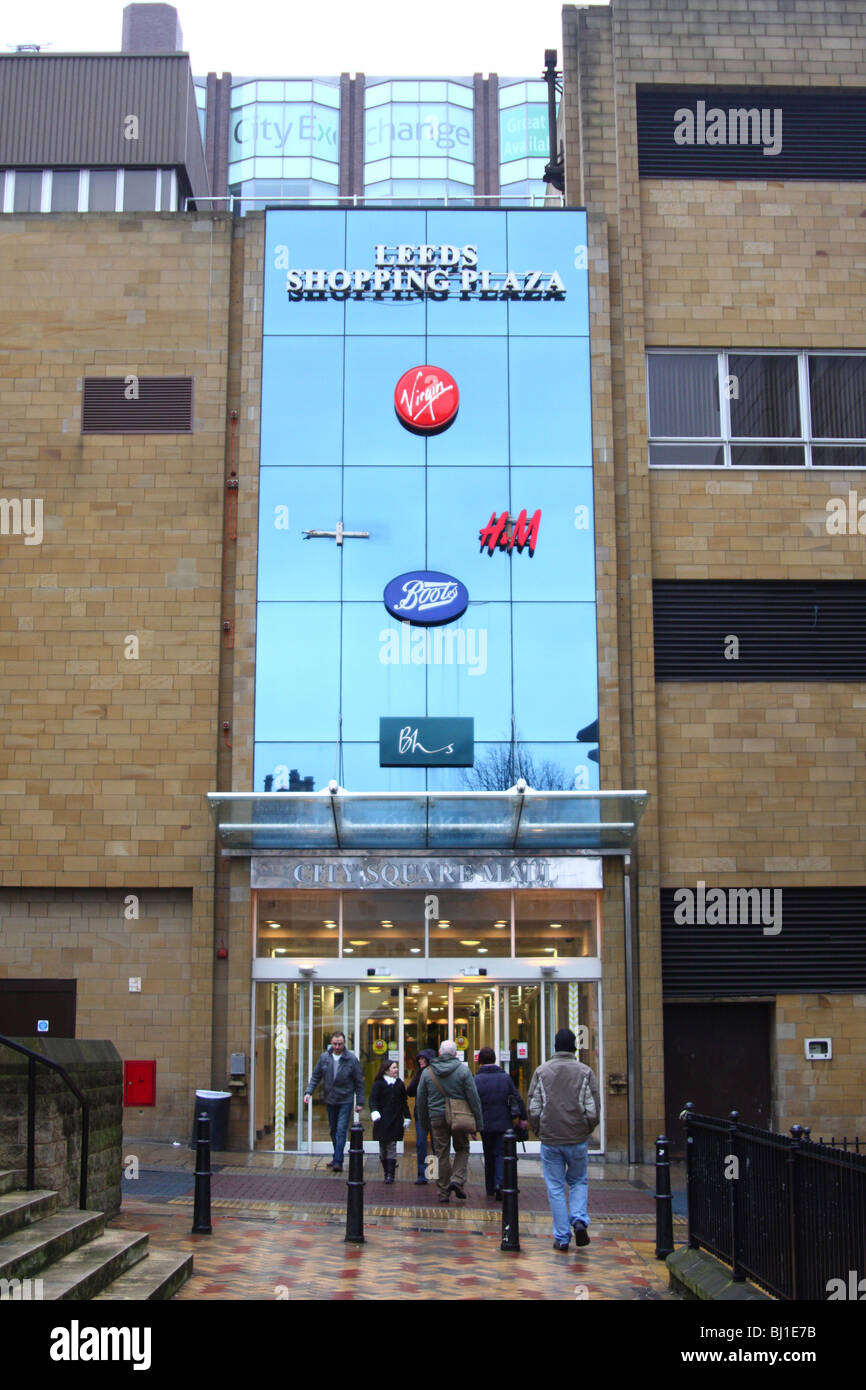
[416,1039,484,1202]
[527,1028,601,1252]
[303,1032,365,1172]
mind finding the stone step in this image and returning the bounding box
[0,1189,58,1238]
[38,1230,149,1301]
[0,1208,105,1283]
[93,1249,194,1301]
[0,1171,19,1196]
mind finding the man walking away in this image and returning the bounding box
[527,1028,601,1252]
[416,1039,484,1203]
[303,1031,365,1173]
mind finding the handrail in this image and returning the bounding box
[0,1036,90,1209]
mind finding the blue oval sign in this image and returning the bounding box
[383,570,469,627]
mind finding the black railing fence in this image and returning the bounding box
[0,1035,90,1209]
[683,1103,866,1301]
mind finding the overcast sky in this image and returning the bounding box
[3,0,603,77]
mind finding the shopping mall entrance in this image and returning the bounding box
[253,977,601,1154]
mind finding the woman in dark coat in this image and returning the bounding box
[369,1058,411,1184]
[407,1047,437,1185]
[474,1046,527,1198]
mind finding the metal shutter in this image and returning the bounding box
[81,377,193,434]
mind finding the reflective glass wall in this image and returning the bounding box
[499,81,552,201]
[256,208,597,793]
[363,80,475,202]
[229,79,340,210]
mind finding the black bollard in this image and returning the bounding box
[344,1121,366,1244]
[654,1133,674,1259]
[192,1112,213,1234]
[500,1130,520,1252]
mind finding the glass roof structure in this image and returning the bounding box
[207,784,648,854]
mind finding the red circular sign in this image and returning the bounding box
[394,365,459,435]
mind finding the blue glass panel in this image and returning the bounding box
[426,603,511,741]
[344,211,427,335]
[343,336,426,466]
[517,742,600,791]
[365,83,391,108]
[258,81,287,101]
[511,603,598,742]
[254,743,337,792]
[509,337,592,468]
[420,82,447,101]
[342,467,426,600]
[427,467,510,603]
[231,82,257,106]
[447,84,474,109]
[257,467,341,602]
[364,158,391,183]
[390,82,420,101]
[390,157,422,178]
[311,159,340,185]
[260,337,343,467]
[509,467,595,601]
[255,603,341,741]
[313,82,341,109]
[498,83,527,109]
[505,209,589,337]
[340,605,427,740]
[341,745,426,791]
[254,157,284,178]
[264,209,346,335]
[426,210,508,335]
[422,337,508,466]
[446,159,475,184]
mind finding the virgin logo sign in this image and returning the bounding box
[394,365,459,435]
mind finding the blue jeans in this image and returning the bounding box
[481,1131,505,1194]
[540,1141,589,1244]
[326,1101,353,1165]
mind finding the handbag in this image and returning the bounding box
[427,1065,477,1134]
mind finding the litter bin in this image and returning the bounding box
[192,1089,231,1151]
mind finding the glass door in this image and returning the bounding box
[498,984,542,1114]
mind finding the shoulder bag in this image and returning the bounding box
[427,1066,477,1134]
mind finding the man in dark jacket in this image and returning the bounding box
[527,1028,601,1252]
[303,1032,365,1172]
[416,1039,484,1202]
[474,1047,527,1199]
[407,1048,437,1185]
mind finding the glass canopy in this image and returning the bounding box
[207,785,648,853]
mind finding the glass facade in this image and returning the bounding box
[229,79,340,211]
[256,207,597,793]
[498,81,553,202]
[363,80,475,202]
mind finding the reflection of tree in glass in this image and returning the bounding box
[461,744,571,791]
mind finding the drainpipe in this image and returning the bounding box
[623,853,638,1164]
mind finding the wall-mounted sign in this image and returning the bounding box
[37,1019,49,1033]
[383,571,469,627]
[379,717,474,767]
[500,106,548,161]
[516,1042,528,1060]
[252,855,604,891]
[372,1038,387,1055]
[479,509,541,555]
[394,365,459,435]
[284,242,566,301]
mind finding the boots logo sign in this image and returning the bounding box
[383,571,469,626]
[394,365,459,434]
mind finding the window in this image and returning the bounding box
[122,170,157,212]
[648,351,866,467]
[51,171,80,211]
[13,171,42,212]
[88,170,118,211]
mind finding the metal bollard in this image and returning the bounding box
[654,1133,674,1258]
[344,1121,366,1244]
[192,1112,213,1234]
[500,1130,520,1252]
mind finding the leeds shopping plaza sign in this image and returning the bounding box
[279,241,568,300]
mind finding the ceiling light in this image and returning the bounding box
[273,949,287,955]
[349,940,369,946]
[439,920,450,927]
[494,921,507,929]
[344,948,354,954]
[325,923,336,930]
[409,947,421,954]
[477,948,488,954]
[549,923,562,930]
[368,987,381,994]
[460,940,480,946]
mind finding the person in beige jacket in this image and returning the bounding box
[527,1028,601,1252]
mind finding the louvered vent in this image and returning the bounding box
[82,377,193,434]
[661,887,866,995]
[653,581,866,681]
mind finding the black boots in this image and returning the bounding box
[383,1159,396,1184]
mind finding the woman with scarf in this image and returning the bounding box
[369,1058,411,1184]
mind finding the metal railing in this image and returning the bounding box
[683,1103,866,1300]
[0,1036,90,1209]
[183,192,565,213]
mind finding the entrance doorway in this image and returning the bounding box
[663,1001,773,1154]
[253,979,602,1154]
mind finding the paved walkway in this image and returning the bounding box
[111,1142,682,1299]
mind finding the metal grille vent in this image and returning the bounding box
[653,580,866,681]
[82,377,193,434]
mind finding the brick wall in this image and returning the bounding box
[774,995,866,1136]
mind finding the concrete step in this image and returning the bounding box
[93,1249,194,1301]
[38,1230,149,1301]
[0,1208,105,1283]
[0,1189,58,1238]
